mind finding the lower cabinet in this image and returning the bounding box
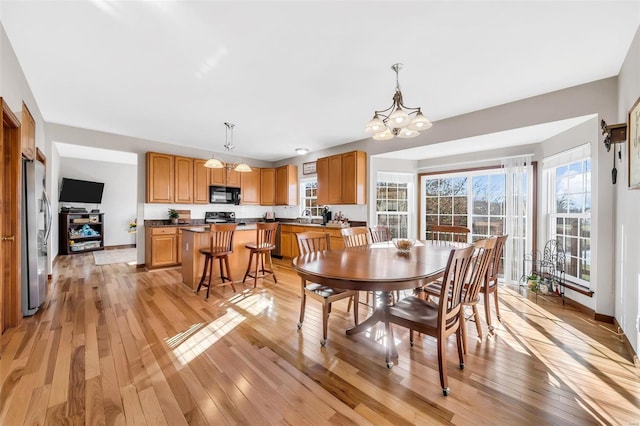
[146,227,178,268]
[280,224,345,258]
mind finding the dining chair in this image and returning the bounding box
[423,237,497,354]
[242,222,278,288]
[196,223,237,299]
[481,234,508,331]
[388,245,475,396]
[341,227,374,306]
[428,225,470,243]
[369,225,391,243]
[341,227,370,247]
[296,232,359,346]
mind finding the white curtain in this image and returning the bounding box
[502,155,533,284]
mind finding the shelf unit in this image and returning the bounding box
[59,212,105,255]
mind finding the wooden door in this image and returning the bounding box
[226,169,241,188]
[174,156,194,204]
[21,103,35,160]
[193,159,210,204]
[276,165,298,206]
[151,235,177,266]
[260,168,275,206]
[328,154,342,204]
[210,167,225,186]
[146,152,174,203]
[280,231,292,258]
[1,99,22,332]
[317,156,329,205]
[241,167,261,205]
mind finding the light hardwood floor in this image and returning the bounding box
[1,253,639,425]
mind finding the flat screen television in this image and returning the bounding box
[59,178,104,204]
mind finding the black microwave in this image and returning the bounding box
[210,185,241,204]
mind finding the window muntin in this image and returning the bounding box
[376,176,410,239]
[300,180,322,217]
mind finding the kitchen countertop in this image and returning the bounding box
[144,219,365,229]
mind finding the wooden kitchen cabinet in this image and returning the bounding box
[241,167,261,205]
[226,169,241,187]
[276,165,298,206]
[280,229,293,258]
[261,168,276,206]
[193,159,210,204]
[317,157,329,205]
[317,150,366,205]
[146,152,174,203]
[210,167,225,186]
[21,102,35,160]
[145,227,178,267]
[174,156,194,204]
[279,224,345,258]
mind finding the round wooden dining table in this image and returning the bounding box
[292,240,465,367]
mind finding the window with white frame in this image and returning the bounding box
[375,172,413,238]
[544,145,591,286]
[300,179,322,217]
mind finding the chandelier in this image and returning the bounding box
[366,63,432,140]
[204,122,252,172]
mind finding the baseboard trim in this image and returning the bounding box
[594,313,615,324]
[563,296,614,324]
[613,318,640,368]
[105,244,136,250]
[136,263,146,269]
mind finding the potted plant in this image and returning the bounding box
[168,209,179,224]
[527,273,539,292]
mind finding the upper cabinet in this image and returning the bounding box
[174,156,194,204]
[275,165,298,206]
[260,168,276,206]
[226,169,241,188]
[241,167,261,205]
[193,159,210,204]
[210,167,225,186]
[146,152,174,203]
[21,103,35,160]
[317,150,366,205]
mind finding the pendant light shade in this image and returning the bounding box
[204,122,252,172]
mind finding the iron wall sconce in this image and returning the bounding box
[601,119,627,184]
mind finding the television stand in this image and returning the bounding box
[59,212,104,255]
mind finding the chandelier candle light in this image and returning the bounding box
[366,63,432,140]
[204,122,252,172]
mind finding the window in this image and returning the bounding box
[545,150,591,285]
[375,172,412,238]
[300,179,322,217]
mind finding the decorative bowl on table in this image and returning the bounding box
[392,238,416,252]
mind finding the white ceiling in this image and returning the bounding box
[2,1,639,162]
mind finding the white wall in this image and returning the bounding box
[616,25,640,355]
[58,157,137,247]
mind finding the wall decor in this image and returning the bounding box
[303,161,317,175]
[628,97,640,189]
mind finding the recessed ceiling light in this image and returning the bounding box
[295,148,309,155]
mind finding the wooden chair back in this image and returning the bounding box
[369,225,391,243]
[341,227,370,248]
[208,223,237,254]
[255,222,278,250]
[296,231,331,255]
[486,234,508,286]
[428,225,470,243]
[463,237,497,304]
[438,245,476,334]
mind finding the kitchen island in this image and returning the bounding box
[181,225,258,291]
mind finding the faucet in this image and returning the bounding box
[300,209,312,223]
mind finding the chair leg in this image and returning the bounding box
[473,305,482,341]
[242,251,253,284]
[268,251,277,283]
[438,334,449,396]
[460,310,468,355]
[456,327,465,369]
[321,302,329,346]
[484,286,493,330]
[409,329,414,347]
[225,256,236,292]
[197,254,210,294]
[353,292,359,325]
[494,285,501,322]
[206,254,214,299]
[254,251,260,288]
[298,279,306,329]
[347,295,353,313]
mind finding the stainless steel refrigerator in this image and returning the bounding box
[21,158,51,316]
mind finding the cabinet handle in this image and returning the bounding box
[2,235,15,242]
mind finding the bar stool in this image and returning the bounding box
[196,223,237,299]
[243,222,278,288]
